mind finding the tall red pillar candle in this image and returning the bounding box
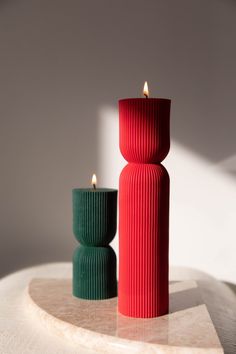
[118,95,171,318]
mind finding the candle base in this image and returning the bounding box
[73,245,117,300]
[119,163,169,318]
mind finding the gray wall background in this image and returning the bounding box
[0,0,236,278]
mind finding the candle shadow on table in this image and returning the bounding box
[224,281,236,295]
[169,285,204,314]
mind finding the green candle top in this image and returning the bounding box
[73,188,117,192]
[73,174,117,193]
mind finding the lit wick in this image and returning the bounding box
[91,174,97,190]
[143,81,149,98]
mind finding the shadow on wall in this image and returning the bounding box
[0,0,236,277]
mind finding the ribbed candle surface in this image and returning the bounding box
[73,189,117,246]
[73,245,117,300]
[72,188,117,300]
[119,98,170,164]
[118,98,171,318]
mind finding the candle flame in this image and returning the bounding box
[91,174,97,189]
[143,81,149,98]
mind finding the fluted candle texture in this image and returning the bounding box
[118,98,171,318]
[73,188,117,300]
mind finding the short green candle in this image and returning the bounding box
[72,187,117,300]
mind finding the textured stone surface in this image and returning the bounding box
[27,278,223,353]
[1,264,235,353]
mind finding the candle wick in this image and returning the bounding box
[93,184,96,190]
[144,94,148,99]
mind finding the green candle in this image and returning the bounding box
[72,175,117,300]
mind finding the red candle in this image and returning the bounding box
[118,83,171,318]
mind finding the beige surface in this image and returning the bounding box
[0,263,236,354]
[27,279,223,353]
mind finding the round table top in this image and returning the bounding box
[0,263,235,354]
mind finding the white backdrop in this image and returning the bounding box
[98,106,236,283]
[1,0,236,279]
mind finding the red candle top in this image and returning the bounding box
[119,95,171,164]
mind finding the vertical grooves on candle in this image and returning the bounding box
[73,190,117,246]
[73,245,117,299]
[118,98,170,318]
[119,98,170,164]
[119,164,169,317]
[73,189,117,300]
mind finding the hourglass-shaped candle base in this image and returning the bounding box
[73,245,117,300]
